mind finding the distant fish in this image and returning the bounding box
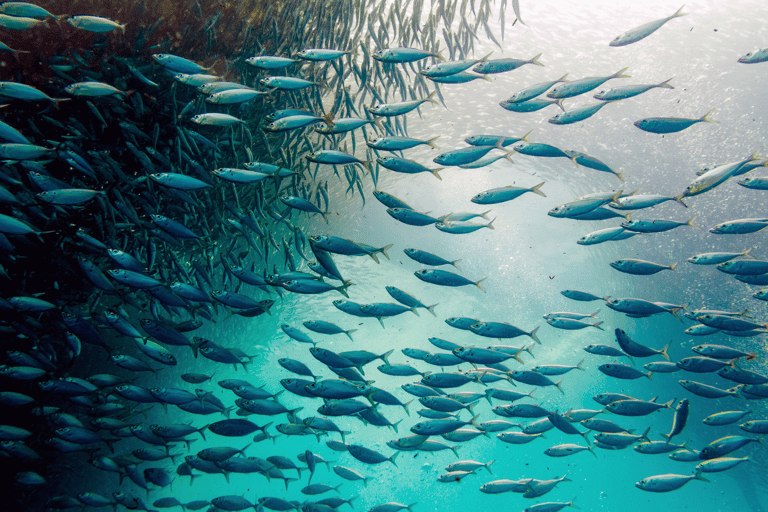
[610,6,687,47]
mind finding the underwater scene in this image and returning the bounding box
[1,0,768,510]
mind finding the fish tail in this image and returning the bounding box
[379,243,393,260]
[528,52,544,66]
[555,378,564,395]
[345,329,358,341]
[411,307,420,317]
[576,358,586,371]
[480,210,492,220]
[389,451,400,468]
[504,152,514,164]
[555,99,565,112]
[613,171,624,182]
[475,277,487,293]
[380,349,394,366]
[403,399,412,416]
[687,216,698,229]
[427,304,438,317]
[427,136,440,150]
[674,194,688,207]
[659,78,675,89]
[481,74,493,82]
[486,217,496,230]
[431,167,443,180]
[451,259,462,269]
[427,90,440,106]
[694,471,710,482]
[673,5,688,17]
[641,427,651,442]
[661,340,672,361]
[531,181,546,197]
[669,262,678,271]
[701,108,717,123]
[613,67,631,79]
[529,326,541,344]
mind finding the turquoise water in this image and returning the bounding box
[3,0,768,511]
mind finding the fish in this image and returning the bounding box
[610,6,687,46]
[634,109,717,134]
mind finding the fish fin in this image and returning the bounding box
[593,321,604,331]
[658,78,675,89]
[427,136,440,150]
[486,217,496,230]
[555,378,565,394]
[379,243,393,260]
[529,53,544,66]
[576,358,586,371]
[531,181,546,197]
[700,108,717,123]
[613,67,631,79]
[427,90,440,106]
[529,326,541,344]
[674,194,688,207]
[484,388,495,405]
[380,349,394,365]
[376,316,385,329]
[427,304,438,317]
[661,341,672,360]
[475,278,487,293]
[389,451,399,467]
[694,471,710,483]
[482,74,493,82]
[555,99,565,112]
[673,5,688,17]
[345,329,357,341]
[686,216,698,229]
[451,259,462,269]
[431,167,443,180]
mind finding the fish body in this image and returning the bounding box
[473,54,543,74]
[367,91,438,117]
[414,269,485,290]
[635,473,707,493]
[594,79,674,100]
[368,136,439,151]
[549,102,614,124]
[610,6,687,46]
[635,109,716,133]
[472,182,545,204]
[372,47,440,63]
[547,68,630,98]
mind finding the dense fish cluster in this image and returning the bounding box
[1,0,767,511]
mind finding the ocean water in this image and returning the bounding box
[3,0,768,511]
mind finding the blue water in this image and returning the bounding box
[5,0,768,511]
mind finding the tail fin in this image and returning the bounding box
[700,108,717,123]
[612,67,631,79]
[345,329,358,341]
[475,278,487,293]
[673,5,688,18]
[486,217,496,230]
[529,53,544,66]
[531,182,546,197]
[528,326,541,344]
[658,78,675,89]
[427,136,440,150]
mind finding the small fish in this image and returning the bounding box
[610,6,687,47]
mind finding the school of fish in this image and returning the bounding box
[1,0,767,511]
